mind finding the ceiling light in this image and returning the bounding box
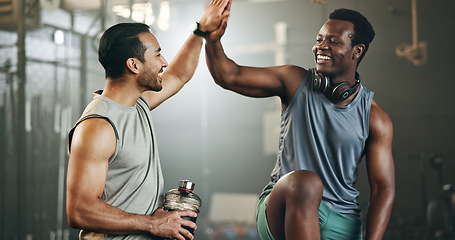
[112,3,155,26]
[53,30,64,45]
[157,1,170,31]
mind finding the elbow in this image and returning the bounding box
[67,207,83,229]
[371,183,395,205]
[206,57,240,90]
[212,68,240,90]
[214,77,232,89]
[67,215,81,229]
[67,219,82,230]
[66,202,90,229]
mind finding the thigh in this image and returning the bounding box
[319,203,363,240]
[256,190,276,240]
[265,170,323,240]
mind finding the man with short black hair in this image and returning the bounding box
[205,7,395,240]
[66,0,231,239]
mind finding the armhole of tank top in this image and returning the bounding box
[69,115,120,161]
[365,91,374,138]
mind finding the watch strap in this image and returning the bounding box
[193,22,209,37]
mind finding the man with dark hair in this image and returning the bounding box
[329,8,375,65]
[66,0,231,239]
[98,23,151,79]
[205,7,394,240]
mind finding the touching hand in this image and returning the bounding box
[206,16,229,42]
[198,0,231,34]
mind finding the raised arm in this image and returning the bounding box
[364,99,395,240]
[143,0,231,110]
[204,8,305,104]
[67,119,197,240]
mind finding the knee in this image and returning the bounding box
[277,170,323,201]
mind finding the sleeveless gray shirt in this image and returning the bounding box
[262,71,374,217]
[69,93,164,239]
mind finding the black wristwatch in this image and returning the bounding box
[190,21,209,37]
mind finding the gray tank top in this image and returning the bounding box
[69,93,164,239]
[262,70,374,217]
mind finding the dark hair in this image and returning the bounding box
[329,8,375,64]
[98,23,151,79]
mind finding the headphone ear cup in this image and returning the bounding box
[313,72,330,93]
[331,82,353,101]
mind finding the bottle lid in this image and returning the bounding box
[179,180,195,191]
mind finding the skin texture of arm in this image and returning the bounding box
[143,0,231,110]
[66,118,197,240]
[204,14,306,109]
[67,2,232,238]
[364,99,395,240]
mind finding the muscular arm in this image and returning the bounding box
[364,99,395,240]
[143,0,231,110]
[205,14,305,106]
[66,118,197,240]
[142,34,203,110]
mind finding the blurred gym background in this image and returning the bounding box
[1,0,454,239]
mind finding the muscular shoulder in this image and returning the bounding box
[369,99,393,141]
[276,65,308,106]
[70,118,116,160]
[277,65,307,84]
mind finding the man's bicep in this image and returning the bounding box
[67,118,116,200]
[365,139,394,190]
[218,65,305,102]
[365,102,395,189]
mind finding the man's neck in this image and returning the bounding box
[102,77,142,107]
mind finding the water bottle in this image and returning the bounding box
[163,180,202,239]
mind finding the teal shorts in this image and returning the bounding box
[256,190,363,240]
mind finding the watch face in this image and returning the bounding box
[190,21,207,37]
[190,21,198,32]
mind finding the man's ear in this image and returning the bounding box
[126,58,140,74]
[353,44,365,60]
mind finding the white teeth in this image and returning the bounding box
[317,55,331,61]
[158,73,162,78]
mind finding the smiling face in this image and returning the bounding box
[312,19,358,78]
[136,32,168,92]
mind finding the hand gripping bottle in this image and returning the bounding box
[163,180,202,239]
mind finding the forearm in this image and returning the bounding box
[365,187,395,240]
[67,198,153,236]
[164,33,204,84]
